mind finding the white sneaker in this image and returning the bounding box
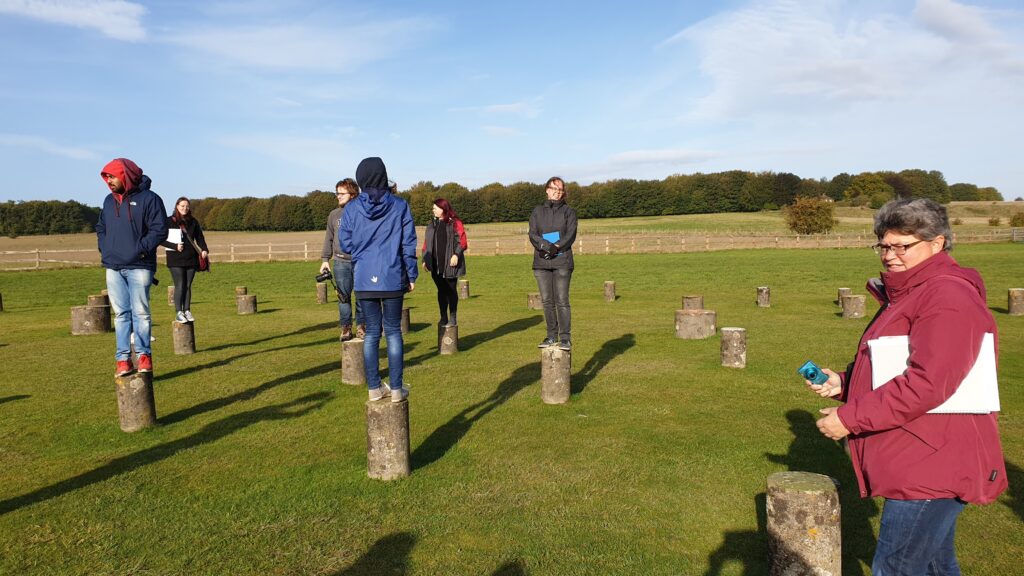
[368,387,388,402]
[175,311,187,323]
[184,310,195,322]
[391,386,409,403]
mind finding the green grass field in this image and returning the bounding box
[1,245,1022,575]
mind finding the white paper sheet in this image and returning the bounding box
[166,228,182,245]
[867,333,999,414]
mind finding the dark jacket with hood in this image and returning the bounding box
[528,199,577,270]
[422,217,468,278]
[160,214,208,269]
[96,158,168,271]
[339,157,418,298]
[834,251,1006,504]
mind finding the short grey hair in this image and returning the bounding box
[874,198,953,251]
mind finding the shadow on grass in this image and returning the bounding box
[763,409,878,575]
[1003,459,1024,523]
[160,361,338,425]
[331,532,416,575]
[571,333,635,394]
[0,394,30,406]
[989,306,1009,315]
[408,322,432,333]
[491,558,528,575]
[0,392,332,516]
[159,337,335,382]
[458,316,543,352]
[411,363,538,471]
[703,493,767,575]
[201,321,337,352]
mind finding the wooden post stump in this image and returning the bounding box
[341,338,365,386]
[527,292,542,310]
[366,399,410,480]
[235,286,247,296]
[766,471,841,576]
[604,281,616,302]
[87,294,110,307]
[841,295,866,319]
[541,346,571,404]
[115,372,157,432]
[316,282,328,304]
[757,286,771,308]
[836,287,852,305]
[167,285,175,306]
[1009,288,1024,316]
[438,324,459,354]
[682,295,704,310]
[675,309,716,339]
[720,327,747,368]
[237,294,257,315]
[101,289,108,296]
[0,292,4,311]
[401,307,410,335]
[172,321,196,354]
[71,305,111,335]
[458,278,470,299]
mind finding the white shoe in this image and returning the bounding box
[391,386,409,403]
[175,311,187,323]
[184,310,195,322]
[368,387,388,402]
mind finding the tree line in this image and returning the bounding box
[1,169,1004,236]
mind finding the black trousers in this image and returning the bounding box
[431,270,458,323]
[169,266,196,312]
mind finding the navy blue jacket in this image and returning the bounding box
[340,190,418,297]
[96,175,168,271]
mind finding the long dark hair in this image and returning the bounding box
[433,198,459,222]
[171,196,193,224]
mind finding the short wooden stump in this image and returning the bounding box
[604,281,616,302]
[720,327,747,368]
[316,282,328,304]
[401,307,410,334]
[841,295,866,319]
[458,278,470,300]
[766,471,841,576]
[757,286,770,308]
[541,346,571,405]
[341,338,365,386]
[682,295,704,311]
[527,292,542,310]
[87,294,110,307]
[237,294,257,315]
[675,309,716,339]
[438,324,458,355]
[71,305,111,335]
[836,287,852,305]
[366,399,410,480]
[1009,288,1024,316]
[167,285,175,306]
[0,292,4,312]
[235,286,247,296]
[115,372,157,432]
[172,320,196,354]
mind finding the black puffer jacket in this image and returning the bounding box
[161,216,208,269]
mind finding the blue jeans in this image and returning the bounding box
[105,268,153,360]
[873,498,965,576]
[360,296,404,391]
[534,268,572,340]
[332,259,360,327]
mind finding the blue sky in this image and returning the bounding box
[1,0,1022,211]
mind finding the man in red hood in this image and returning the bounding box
[96,158,168,376]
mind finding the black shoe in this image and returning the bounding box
[538,338,556,348]
[558,339,571,351]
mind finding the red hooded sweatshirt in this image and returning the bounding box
[836,251,1007,504]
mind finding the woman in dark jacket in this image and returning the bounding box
[528,176,577,350]
[421,198,468,327]
[160,197,209,323]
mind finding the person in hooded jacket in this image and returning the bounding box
[528,176,577,351]
[96,158,168,376]
[421,197,468,327]
[806,198,1006,575]
[161,197,209,324]
[340,157,418,403]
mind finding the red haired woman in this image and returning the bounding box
[421,198,468,326]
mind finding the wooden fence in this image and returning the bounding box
[2,229,1020,271]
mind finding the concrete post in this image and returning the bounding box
[604,281,616,302]
[720,327,747,368]
[341,338,365,386]
[541,346,571,404]
[172,320,196,354]
[115,372,157,432]
[366,399,410,480]
[71,305,111,335]
[766,471,841,576]
[675,309,716,339]
[757,286,771,308]
[841,295,866,319]
[237,294,257,315]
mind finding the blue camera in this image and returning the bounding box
[797,360,829,385]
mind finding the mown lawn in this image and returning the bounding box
[0,244,1021,575]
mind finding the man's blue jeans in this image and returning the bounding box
[332,259,360,327]
[873,498,965,576]
[105,268,153,360]
[360,296,404,391]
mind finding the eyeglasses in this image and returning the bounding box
[547,186,565,193]
[872,239,925,256]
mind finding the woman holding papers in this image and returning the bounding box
[807,198,1006,575]
[161,197,209,323]
[528,176,577,351]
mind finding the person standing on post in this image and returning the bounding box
[529,176,577,351]
[340,157,418,403]
[319,178,364,341]
[161,197,208,323]
[421,198,468,327]
[96,158,168,376]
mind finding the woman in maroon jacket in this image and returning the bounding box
[808,198,1006,575]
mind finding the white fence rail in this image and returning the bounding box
[2,229,1020,271]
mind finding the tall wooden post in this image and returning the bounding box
[720,327,747,368]
[167,285,175,307]
[71,305,111,335]
[341,339,365,386]
[115,372,157,432]
[682,295,704,310]
[541,347,571,405]
[401,307,410,335]
[675,309,716,339]
[366,399,410,480]
[316,282,328,304]
[841,295,866,319]
[766,472,841,576]
[757,286,771,308]
[604,281,616,302]
[1009,288,1024,316]
[237,294,257,315]
[458,278,470,300]
[172,321,196,354]
[527,293,542,310]
[438,324,458,355]
[836,287,852,305]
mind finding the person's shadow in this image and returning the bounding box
[703,494,768,575]
[0,392,332,516]
[458,316,543,352]
[411,363,537,470]
[572,333,635,394]
[491,558,528,575]
[1002,459,1024,523]
[0,394,30,406]
[331,532,416,575]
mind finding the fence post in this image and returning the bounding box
[579,238,583,254]
[35,249,41,269]
[495,240,500,255]
[304,241,308,261]
[605,239,609,254]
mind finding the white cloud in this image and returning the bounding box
[608,148,717,167]
[450,99,543,119]
[215,133,351,170]
[0,133,99,160]
[0,0,145,41]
